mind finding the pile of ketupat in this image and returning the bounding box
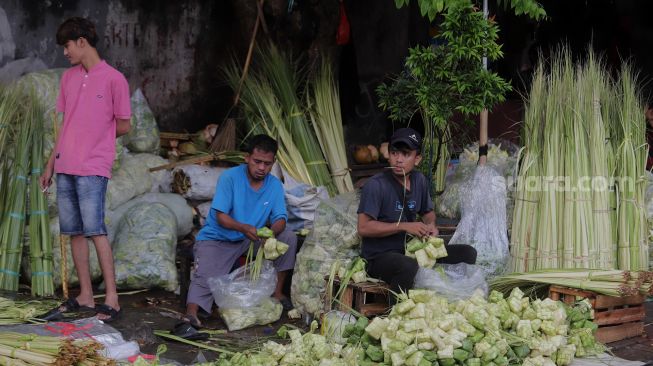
[197,287,601,366]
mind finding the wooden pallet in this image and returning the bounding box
[328,279,390,316]
[549,285,645,343]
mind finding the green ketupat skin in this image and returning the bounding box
[257,227,274,238]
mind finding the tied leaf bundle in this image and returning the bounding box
[491,269,653,297]
[510,47,648,271]
[28,94,54,297]
[0,332,114,366]
[0,89,34,291]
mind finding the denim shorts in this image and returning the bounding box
[56,174,108,237]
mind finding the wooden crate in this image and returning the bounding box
[549,285,645,343]
[328,279,390,316]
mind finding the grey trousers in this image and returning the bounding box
[186,228,297,313]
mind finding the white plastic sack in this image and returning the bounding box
[106,153,153,210]
[172,165,226,200]
[21,216,102,287]
[413,263,488,301]
[196,201,212,227]
[130,153,172,193]
[284,182,329,232]
[208,261,277,309]
[112,203,178,291]
[106,192,193,242]
[123,89,160,153]
[448,165,509,277]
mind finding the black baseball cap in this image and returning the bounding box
[390,128,422,151]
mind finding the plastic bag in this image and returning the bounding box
[112,203,178,291]
[106,192,193,242]
[106,153,153,210]
[196,201,212,227]
[106,153,154,209]
[21,216,102,287]
[437,139,518,221]
[208,261,277,309]
[448,166,509,277]
[291,191,361,317]
[172,165,226,200]
[218,297,283,331]
[284,176,329,231]
[0,317,140,360]
[321,310,357,345]
[413,263,488,301]
[123,89,160,154]
[130,153,172,193]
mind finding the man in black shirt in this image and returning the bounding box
[357,128,476,301]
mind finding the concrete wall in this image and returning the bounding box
[1,0,239,131]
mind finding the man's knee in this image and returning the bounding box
[277,229,298,253]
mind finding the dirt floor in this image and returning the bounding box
[90,288,307,364]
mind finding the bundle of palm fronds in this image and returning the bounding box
[225,44,338,196]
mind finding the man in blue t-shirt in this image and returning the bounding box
[357,128,476,302]
[182,134,297,329]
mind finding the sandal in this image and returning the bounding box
[39,298,96,321]
[180,314,202,329]
[170,322,209,341]
[95,304,122,323]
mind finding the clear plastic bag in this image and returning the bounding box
[208,261,277,309]
[218,297,283,331]
[437,139,519,223]
[448,166,510,277]
[123,89,160,154]
[413,263,488,301]
[291,191,361,317]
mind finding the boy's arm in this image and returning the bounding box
[39,152,56,190]
[40,113,62,190]
[116,118,131,137]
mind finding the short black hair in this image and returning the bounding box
[246,134,278,155]
[56,17,99,48]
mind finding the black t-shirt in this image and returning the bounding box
[357,170,434,260]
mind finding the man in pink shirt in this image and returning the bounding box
[40,17,131,323]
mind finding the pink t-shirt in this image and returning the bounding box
[54,60,131,178]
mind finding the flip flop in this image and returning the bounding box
[39,298,96,321]
[171,322,209,341]
[95,304,122,323]
[180,314,202,329]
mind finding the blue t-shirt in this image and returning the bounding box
[196,164,287,242]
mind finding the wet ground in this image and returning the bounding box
[88,288,307,364]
